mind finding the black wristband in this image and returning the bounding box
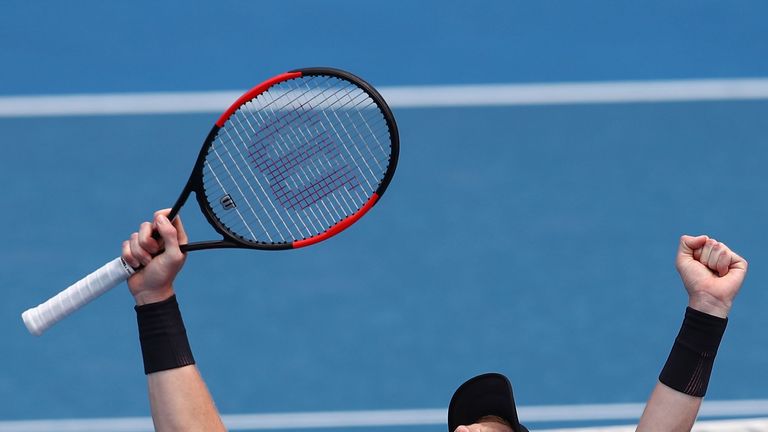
[135,295,195,375]
[659,307,728,397]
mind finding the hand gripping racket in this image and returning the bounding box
[22,67,399,335]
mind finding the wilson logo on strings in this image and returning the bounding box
[248,133,359,211]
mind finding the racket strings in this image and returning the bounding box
[212,89,356,238]
[202,75,393,244]
[245,83,368,201]
[264,79,392,231]
[214,86,367,238]
[253,82,382,215]
[221,112,369,237]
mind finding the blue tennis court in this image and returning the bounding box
[2,2,768,430]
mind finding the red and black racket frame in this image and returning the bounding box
[168,67,399,252]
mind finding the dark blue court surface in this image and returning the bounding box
[1,1,768,430]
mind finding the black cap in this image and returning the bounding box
[448,373,528,432]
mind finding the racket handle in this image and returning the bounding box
[22,257,136,336]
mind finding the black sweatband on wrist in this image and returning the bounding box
[659,307,727,397]
[135,295,195,375]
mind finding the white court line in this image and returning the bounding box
[1,78,768,117]
[539,417,768,432]
[2,400,768,431]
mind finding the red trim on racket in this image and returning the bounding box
[292,193,380,249]
[215,71,303,127]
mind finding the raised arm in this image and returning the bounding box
[637,235,748,432]
[123,210,226,432]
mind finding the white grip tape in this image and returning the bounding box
[22,257,136,336]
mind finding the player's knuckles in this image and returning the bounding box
[700,243,714,260]
[138,237,159,254]
[708,243,723,265]
[122,241,140,267]
[129,233,142,252]
[138,222,154,240]
[130,234,152,263]
[716,252,730,272]
[138,224,157,244]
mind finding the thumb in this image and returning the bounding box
[678,234,708,257]
[676,234,708,270]
[155,214,181,255]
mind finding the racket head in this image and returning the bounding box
[178,67,399,251]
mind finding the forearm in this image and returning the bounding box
[637,382,701,432]
[637,307,727,431]
[147,366,226,432]
[136,295,226,432]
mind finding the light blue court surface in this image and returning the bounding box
[2,1,768,430]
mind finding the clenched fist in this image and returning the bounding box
[676,235,748,318]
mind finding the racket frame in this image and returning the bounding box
[170,67,399,252]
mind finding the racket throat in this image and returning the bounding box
[179,240,290,252]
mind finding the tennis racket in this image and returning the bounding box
[22,67,399,336]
